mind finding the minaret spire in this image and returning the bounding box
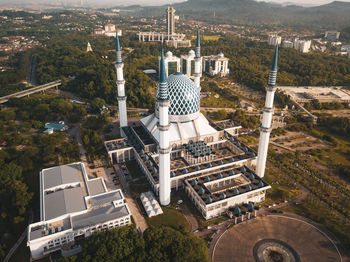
[256,45,279,178]
[116,33,122,64]
[115,33,128,137]
[194,28,201,91]
[158,47,171,206]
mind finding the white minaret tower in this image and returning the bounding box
[115,33,128,137]
[158,48,171,206]
[256,45,279,178]
[194,28,201,92]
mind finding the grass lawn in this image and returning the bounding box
[201,94,238,108]
[146,206,190,231]
[203,35,221,41]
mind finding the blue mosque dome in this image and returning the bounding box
[166,73,200,122]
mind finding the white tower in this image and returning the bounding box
[194,29,201,92]
[115,33,128,137]
[158,48,171,206]
[256,45,279,178]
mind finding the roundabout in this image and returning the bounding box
[213,215,342,262]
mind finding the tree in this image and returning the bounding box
[143,226,209,262]
[78,226,145,262]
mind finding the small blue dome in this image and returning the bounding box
[229,170,235,175]
[220,193,226,199]
[234,206,241,216]
[204,176,211,182]
[258,180,264,188]
[241,166,247,173]
[248,202,254,212]
[191,179,198,186]
[198,187,205,195]
[170,171,176,177]
[206,197,212,204]
[233,188,239,195]
[216,173,223,179]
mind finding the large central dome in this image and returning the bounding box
[167,72,200,122]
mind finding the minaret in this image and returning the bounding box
[194,28,201,92]
[256,45,279,178]
[158,48,171,206]
[115,33,128,136]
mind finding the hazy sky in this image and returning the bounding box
[1,0,350,6]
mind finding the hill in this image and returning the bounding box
[137,0,350,30]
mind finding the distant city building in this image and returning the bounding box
[27,163,131,260]
[202,52,230,77]
[340,45,350,52]
[137,7,191,48]
[93,25,122,37]
[268,35,281,46]
[282,40,293,48]
[86,42,92,52]
[294,39,312,53]
[325,31,340,41]
[159,51,181,77]
[167,6,176,37]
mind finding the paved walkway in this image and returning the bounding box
[212,214,344,262]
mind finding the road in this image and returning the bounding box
[4,210,33,262]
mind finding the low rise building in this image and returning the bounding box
[27,163,131,260]
[202,52,229,77]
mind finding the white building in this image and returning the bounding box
[27,162,131,260]
[282,40,293,48]
[103,30,278,220]
[93,24,122,37]
[202,52,229,77]
[159,51,181,77]
[137,7,191,48]
[268,35,282,46]
[295,39,312,53]
[181,50,197,77]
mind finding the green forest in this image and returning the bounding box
[60,226,209,262]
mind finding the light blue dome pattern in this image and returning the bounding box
[167,73,200,121]
[155,72,200,122]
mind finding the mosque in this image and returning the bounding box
[105,30,279,220]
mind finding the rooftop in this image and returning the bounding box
[186,166,270,205]
[72,204,129,231]
[44,187,87,220]
[43,164,82,190]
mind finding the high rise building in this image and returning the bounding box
[167,7,176,37]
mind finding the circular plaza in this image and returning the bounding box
[213,215,342,262]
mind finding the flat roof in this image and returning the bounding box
[72,204,129,230]
[89,190,123,208]
[43,163,82,190]
[87,179,106,196]
[44,187,87,220]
